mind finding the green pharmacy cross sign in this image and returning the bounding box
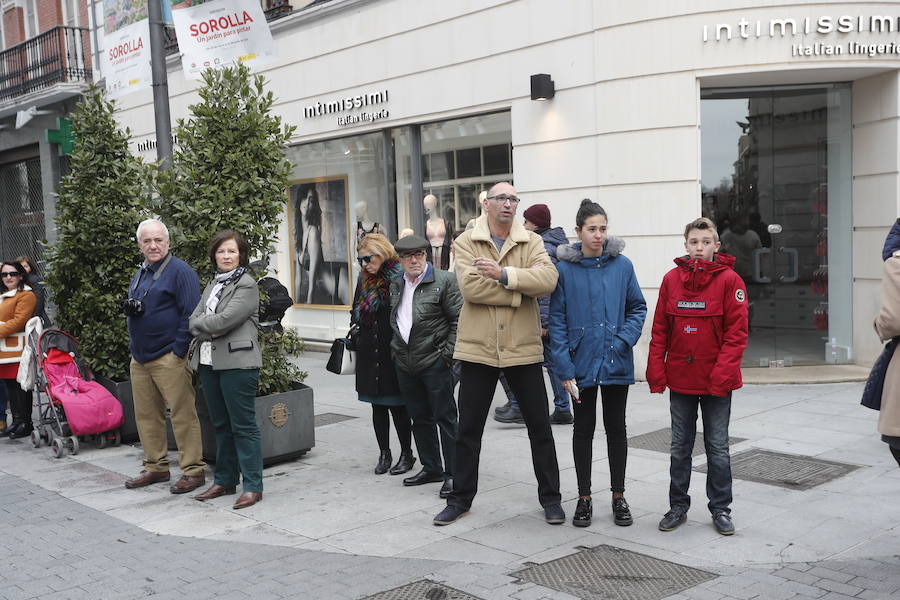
[46,118,74,155]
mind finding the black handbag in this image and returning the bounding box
[861,338,899,410]
[326,326,359,375]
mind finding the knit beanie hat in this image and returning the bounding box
[523,204,551,229]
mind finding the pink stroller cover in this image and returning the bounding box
[44,350,124,436]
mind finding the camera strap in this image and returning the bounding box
[130,253,174,299]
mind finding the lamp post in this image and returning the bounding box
[148,0,173,170]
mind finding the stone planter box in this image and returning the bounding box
[96,377,140,443]
[194,382,315,467]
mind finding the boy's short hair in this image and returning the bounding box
[683,217,719,242]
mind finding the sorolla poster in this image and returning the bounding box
[169,0,276,79]
[102,0,152,98]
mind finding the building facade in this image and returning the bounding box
[111,0,900,370]
[0,0,91,263]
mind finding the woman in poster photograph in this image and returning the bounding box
[293,181,350,306]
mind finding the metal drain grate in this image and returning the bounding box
[314,412,358,427]
[629,427,746,457]
[695,448,860,490]
[512,545,717,600]
[361,580,483,600]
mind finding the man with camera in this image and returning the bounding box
[124,219,206,494]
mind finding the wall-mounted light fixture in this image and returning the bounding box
[530,74,555,101]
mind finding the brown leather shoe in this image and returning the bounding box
[232,491,262,510]
[169,474,206,494]
[125,470,171,489]
[193,484,237,501]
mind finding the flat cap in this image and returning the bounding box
[393,234,429,253]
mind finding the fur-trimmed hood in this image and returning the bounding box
[556,236,626,263]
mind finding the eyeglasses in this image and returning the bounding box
[399,251,426,260]
[487,194,520,204]
[357,255,375,265]
[0,272,19,278]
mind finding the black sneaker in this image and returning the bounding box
[544,503,566,524]
[612,496,633,527]
[712,512,735,536]
[550,409,574,425]
[493,401,512,416]
[433,504,468,526]
[494,405,524,424]
[572,497,592,527]
[658,507,687,531]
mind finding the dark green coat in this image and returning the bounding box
[389,264,462,374]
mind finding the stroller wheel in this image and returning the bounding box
[67,436,79,455]
[50,438,65,459]
[112,430,121,447]
[97,434,108,449]
[30,430,43,448]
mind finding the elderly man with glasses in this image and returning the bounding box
[433,182,564,526]
[389,235,463,498]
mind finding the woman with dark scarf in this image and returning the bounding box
[188,231,264,509]
[352,233,415,475]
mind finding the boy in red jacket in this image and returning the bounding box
[647,217,748,536]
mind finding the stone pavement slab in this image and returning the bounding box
[1,352,898,599]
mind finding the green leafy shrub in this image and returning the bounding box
[45,86,149,380]
[158,64,304,393]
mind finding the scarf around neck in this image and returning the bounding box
[353,259,402,325]
[205,267,245,314]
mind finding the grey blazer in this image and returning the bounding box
[188,273,261,371]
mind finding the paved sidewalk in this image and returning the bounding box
[0,352,898,599]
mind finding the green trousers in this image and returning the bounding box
[198,366,262,492]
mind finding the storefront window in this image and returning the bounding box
[420,112,513,231]
[284,131,391,307]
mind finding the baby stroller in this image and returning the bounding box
[30,328,124,458]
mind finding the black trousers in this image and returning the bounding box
[448,361,561,510]
[396,359,458,477]
[572,385,628,496]
[4,379,29,425]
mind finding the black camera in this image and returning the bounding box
[120,298,145,317]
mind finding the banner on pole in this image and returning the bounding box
[102,1,153,99]
[169,0,276,80]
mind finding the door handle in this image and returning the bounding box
[752,248,771,283]
[779,247,799,283]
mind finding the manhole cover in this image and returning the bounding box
[314,412,357,427]
[512,545,717,600]
[361,580,483,600]
[695,448,860,490]
[629,427,745,456]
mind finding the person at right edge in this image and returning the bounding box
[550,200,646,528]
[873,219,900,467]
[647,217,748,536]
[433,181,563,527]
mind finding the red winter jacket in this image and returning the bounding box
[646,253,748,397]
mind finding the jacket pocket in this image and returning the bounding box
[228,340,254,352]
[606,335,632,379]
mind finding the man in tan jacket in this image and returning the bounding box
[434,182,564,526]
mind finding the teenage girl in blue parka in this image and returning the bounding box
[549,199,647,528]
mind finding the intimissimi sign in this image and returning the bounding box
[302,89,390,127]
[703,15,900,57]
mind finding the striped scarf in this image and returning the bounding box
[353,259,402,325]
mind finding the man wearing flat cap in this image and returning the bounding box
[390,235,463,497]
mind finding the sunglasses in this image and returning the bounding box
[0,272,19,278]
[357,255,375,265]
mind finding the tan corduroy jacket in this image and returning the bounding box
[452,216,558,367]
[875,256,900,437]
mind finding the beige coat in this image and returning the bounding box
[875,257,900,437]
[453,216,558,367]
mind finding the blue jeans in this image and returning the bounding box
[509,339,570,412]
[669,391,732,515]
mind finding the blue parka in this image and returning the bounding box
[549,238,647,388]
